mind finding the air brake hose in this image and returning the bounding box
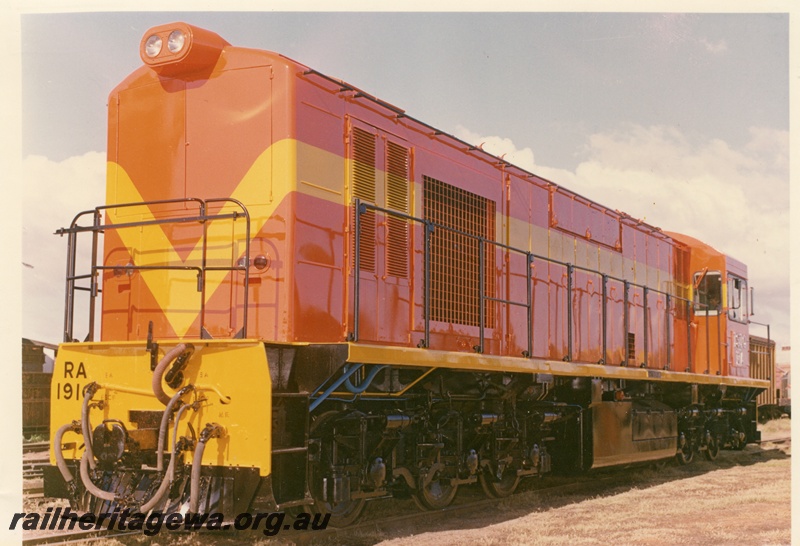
[139,444,178,514]
[140,400,200,514]
[79,451,116,502]
[54,421,81,489]
[81,383,100,470]
[170,402,195,481]
[189,423,224,513]
[156,385,195,472]
[152,344,193,406]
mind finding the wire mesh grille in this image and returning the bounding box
[423,175,496,327]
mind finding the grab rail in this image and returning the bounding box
[56,197,251,342]
[352,199,697,369]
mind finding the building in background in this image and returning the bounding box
[22,338,56,437]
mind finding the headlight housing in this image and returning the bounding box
[139,23,229,76]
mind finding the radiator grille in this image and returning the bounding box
[386,141,410,278]
[351,127,376,272]
[423,176,496,327]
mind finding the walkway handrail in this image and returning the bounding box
[352,199,696,369]
[57,197,251,342]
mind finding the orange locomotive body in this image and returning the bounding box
[46,23,767,524]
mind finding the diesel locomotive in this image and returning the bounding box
[44,22,768,525]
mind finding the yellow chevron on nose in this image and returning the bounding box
[104,139,296,337]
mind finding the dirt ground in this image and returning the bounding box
[24,419,792,546]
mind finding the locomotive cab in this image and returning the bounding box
[668,231,752,379]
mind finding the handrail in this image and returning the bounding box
[352,200,697,369]
[56,197,252,343]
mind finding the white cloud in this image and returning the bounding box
[454,125,536,172]
[700,37,729,55]
[23,152,105,343]
[458,124,790,346]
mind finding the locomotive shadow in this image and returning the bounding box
[334,441,789,546]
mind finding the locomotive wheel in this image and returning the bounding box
[479,465,520,498]
[703,433,720,461]
[307,411,366,527]
[676,441,694,465]
[310,493,365,527]
[413,464,458,510]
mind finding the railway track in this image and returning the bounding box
[291,473,626,546]
[23,441,49,498]
[20,475,616,546]
[24,461,48,480]
[23,442,50,454]
[23,454,49,482]
[760,435,791,445]
[22,529,140,546]
[22,437,789,546]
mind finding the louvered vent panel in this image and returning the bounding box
[627,332,636,361]
[423,176,496,327]
[386,141,410,278]
[351,127,376,272]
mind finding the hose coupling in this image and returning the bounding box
[83,382,100,399]
[198,422,224,444]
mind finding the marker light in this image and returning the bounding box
[144,35,163,58]
[167,30,186,53]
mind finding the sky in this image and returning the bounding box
[12,9,792,351]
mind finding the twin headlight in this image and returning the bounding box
[139,23,229,75]
[143,29,187,59]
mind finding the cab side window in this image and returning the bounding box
[727,275,748,322]
[694,271,721,315]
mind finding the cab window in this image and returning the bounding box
[727,275,748,322]
[694,271,721,315]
